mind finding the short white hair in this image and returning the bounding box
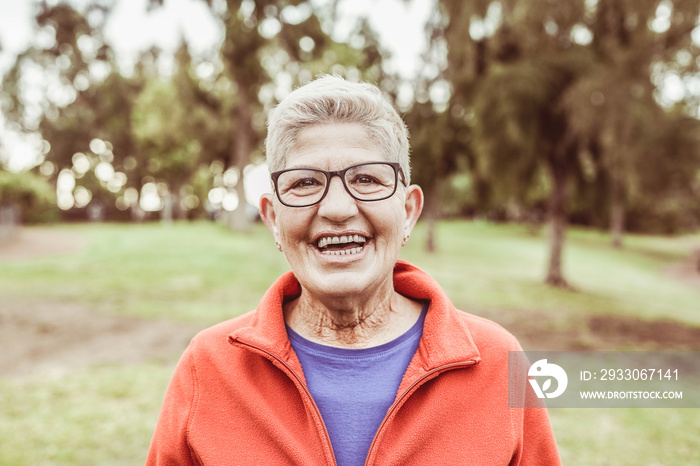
[265,75,411,183]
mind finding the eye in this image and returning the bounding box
[289,177,323,190]
[354,174,380,185]
[349,169,388,185]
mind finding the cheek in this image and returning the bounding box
[277,209,312,244]
[372,207,406,246]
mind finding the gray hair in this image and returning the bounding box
[265,75,411,183]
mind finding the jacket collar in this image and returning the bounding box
[229,260,481,373]
[393,260,481,368]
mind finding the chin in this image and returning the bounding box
[303,266,384,300]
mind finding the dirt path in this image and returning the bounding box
[0,301,197,379]
[0,227,198,380]
[0,226,89,261]
[664,249,700,289]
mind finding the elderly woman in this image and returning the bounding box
[147,76,561,465]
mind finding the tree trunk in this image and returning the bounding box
[545,164,570,288]
[227,85,252,232]
[161,192,174,224]
[130,203,145,223]
[609,175,625,249]
[424,182,441,253]
[0,203,19,241]
[163,188,187,222]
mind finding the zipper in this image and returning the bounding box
[364,360,478,465]
[232,337,337,466]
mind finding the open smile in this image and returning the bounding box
[315,234,368,256]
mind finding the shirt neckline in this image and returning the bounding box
[286,301,427,358]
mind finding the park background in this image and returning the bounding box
[1,0,700,464]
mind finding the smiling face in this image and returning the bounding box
[260,123,423,307]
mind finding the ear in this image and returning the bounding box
[403,184,424,235]
[259,193,280,242]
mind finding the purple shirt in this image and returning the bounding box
[287,303,426,466]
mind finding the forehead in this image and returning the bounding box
[286,123,386,169]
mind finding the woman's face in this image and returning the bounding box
[260,123,423,304]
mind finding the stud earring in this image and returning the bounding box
[275,241,283,252]
[402,233,410,246]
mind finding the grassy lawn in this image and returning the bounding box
[0,220,698,465]
[0,364,172,465]
[0,221,290,325]
[403,220,700,326]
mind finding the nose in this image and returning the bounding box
[317,175,358,221]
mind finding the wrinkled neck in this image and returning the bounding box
[284,286,422,349]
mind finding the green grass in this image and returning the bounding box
[403,220,700,325]
[1,220,699,464]
[550,407,700,465]
[0,221,290,325]
[0,363,173,466]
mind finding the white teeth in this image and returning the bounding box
[322,246,362,256]
[317,235,367,249]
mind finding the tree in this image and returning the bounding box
[401,1,481,253]
[405,100,472,252]
[1,2,142,218]
[626,109,700,233]
[131,42,220,221]
[0,170,57,223]
[560,0,700,247]
[421,0,700,286]
[415,0,589,285]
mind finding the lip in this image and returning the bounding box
[311,241,370,264]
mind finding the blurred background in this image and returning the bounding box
[1,0,700,464]
[1,0,700,282]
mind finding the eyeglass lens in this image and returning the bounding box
[276,163,397,207]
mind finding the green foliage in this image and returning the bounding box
[2,1,385,224]
[472,49,593,206]
[417,0,700,231]
[410,0,700,284]
[132,77,201,185]
[0,2,146,220]
[0,170,58,223]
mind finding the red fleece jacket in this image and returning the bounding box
[146,261,561,465]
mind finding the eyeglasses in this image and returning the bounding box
[270,162,407,208]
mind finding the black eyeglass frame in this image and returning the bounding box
[270,161,407,208]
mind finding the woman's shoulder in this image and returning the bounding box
[187,310,258,350]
